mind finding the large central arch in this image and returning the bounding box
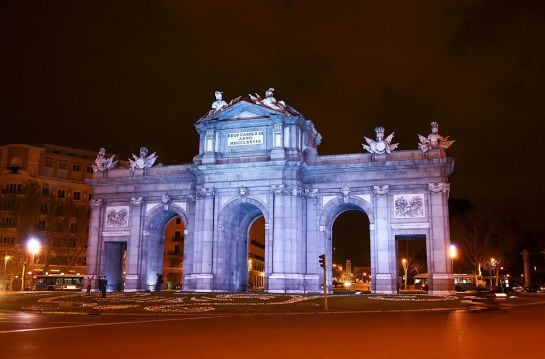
[215,198,270,291]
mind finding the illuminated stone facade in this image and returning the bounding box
[87,92,455,295]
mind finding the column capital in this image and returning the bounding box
[90,198,103,208]
[197,187,215,199]
[304,188,319,199]
[270,184,285,195]
[428,182,450,194]
[130,197,143,206]
[373,185,389,195]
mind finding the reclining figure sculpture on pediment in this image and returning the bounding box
[249,88,287,111]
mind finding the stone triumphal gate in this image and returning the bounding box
[86,89,455,295]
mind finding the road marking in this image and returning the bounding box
[0,315,227,334]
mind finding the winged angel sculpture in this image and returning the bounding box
[129,147,158,171]
[417,122,454,153]
[363,127,399,155]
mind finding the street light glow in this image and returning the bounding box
[449,244,457,259]
[27,238,41,256]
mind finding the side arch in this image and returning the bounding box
[141,204,190,290]
[319,195,374,232]
[318,195,375,292]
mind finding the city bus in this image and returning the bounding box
[413,273,484,292]
[32,274,84,291]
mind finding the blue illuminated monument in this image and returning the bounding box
[86,88,455,294]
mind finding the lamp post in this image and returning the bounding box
[449,244,457,274]
[489,257,496,290]
[21,238,41,292]
[2,255,10,291]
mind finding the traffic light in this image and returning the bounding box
[319,254,325,268]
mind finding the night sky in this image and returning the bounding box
[2,1,545,234]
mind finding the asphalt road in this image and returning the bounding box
[0,306,543,359]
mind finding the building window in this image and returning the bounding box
[68,238,76,247]
[2,217,16,227]
[42,184,50,196]
[37,219,47,231]
[40,203,48,215]
[175,217,182,225]
[72,191,81,200]
[6,183,21,193]
[45,157,54,167]
[72,162,81,172]
[59,160,67,170]
[56,205,64,216]
[57,189,65,199]
[0,236,14,244]
[69,223,77,233]
[86,165,94,174]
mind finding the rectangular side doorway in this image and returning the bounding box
[396,235,427,293]
[103,241,127,292]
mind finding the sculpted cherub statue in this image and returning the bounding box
[417,122,454,153]
[363,127,399,154]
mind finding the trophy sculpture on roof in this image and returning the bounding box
[363,127,399,155]
[417,122,454,153]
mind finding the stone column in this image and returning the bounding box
[304,188,320,292]
[268,184,285,292]
[427,182,454,295]
[268,183,306,293]
[125,197,143,291]
[190,187,215,291]
[85,199,103,292]
[372,185,395,294]
[181,195,195,290]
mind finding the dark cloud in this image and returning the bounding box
[1,0,544,228]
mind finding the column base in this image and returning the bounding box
[373,273,396,294]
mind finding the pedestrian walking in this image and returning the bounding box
[155,273,163,292]
[86,277,91,295]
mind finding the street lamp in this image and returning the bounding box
[3,255,11,291]
[449,244,457,274]
[27,238,41,264]
[489,257,496,290]
[20,238,41,292]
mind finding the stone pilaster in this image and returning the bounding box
[372,185,395,294]
[125,197,143,291]
[427,182,454,295]
[85,199,103,291]
[303,188,320,292]
[189,187,215,291]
